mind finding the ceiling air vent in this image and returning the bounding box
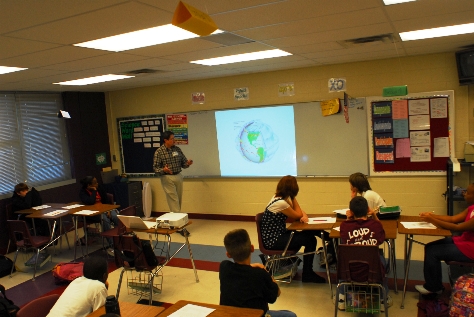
[339,34,395,48]
[124,69,162,75]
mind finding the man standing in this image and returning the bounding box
[153,130,193,215]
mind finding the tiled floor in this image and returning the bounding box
[1,219,421,316]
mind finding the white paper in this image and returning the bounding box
[307,217,336,224]
[430,98,448,118]
[410,131,430,147]
[43,210,69,217]
[32,205,51,210]
[434,137,450,157]
[409,115,430,130]
[62,204,84,209]
[332,226,340,231]
[332,209,348,216]
[408,99,430,115]
[410,146,431,162]
[73,210,96,215]
[401,222,437,229]
[167,304,215,317]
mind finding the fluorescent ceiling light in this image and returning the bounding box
[0,66,27,74]
[400,23,474,41]
[53,74,134,86]
[190,49,292,66]
[74,24,203,52]
[383,0,416,5]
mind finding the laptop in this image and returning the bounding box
[117,215,156,230]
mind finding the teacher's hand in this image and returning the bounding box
[163,164,172,174]
[187,159,193,166]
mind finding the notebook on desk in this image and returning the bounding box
[117,215,156,230]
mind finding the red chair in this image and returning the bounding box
[7,220,52,280]
[16,293,60,317]
[334,245,388,317]
[255,212,297,283]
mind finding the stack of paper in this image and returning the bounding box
[63,204,84,209]
[32,205,51,210]
[43,210,69,217]
[401,222,436,229]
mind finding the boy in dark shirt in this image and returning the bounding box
[219,229,297,317]
[336,196,392,311]
[11,183,49,236]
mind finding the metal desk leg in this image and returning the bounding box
[184,231,199,283]
[386,238,398,294]
[401,234,413,309]
[83,216,88,257]
[321,231,332,296]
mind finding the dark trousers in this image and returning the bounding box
[424,237,474,292]
[271,230,321,272]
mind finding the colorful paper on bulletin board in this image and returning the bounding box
[321,98,341,116]
[166,114,188,144]
[392,100,408,119]
[373,118,393,133]
[392,119,409,138]
[372,101,392,117]
[374,133,394,148]
[395,138,410,158]
[375,149,394,164]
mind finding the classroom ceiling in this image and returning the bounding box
[1,0,473,92]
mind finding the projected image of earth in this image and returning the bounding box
[236,121,279,163]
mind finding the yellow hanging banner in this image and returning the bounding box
[320,98,341,117]
[172,1,218,36]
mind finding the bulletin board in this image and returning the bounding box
[117,114,165,176]
[367,90,454,176]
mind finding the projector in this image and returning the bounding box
[156,212,188,229]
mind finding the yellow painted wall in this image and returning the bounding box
[106,52,473,228]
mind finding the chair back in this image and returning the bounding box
[16,293,60,317]
[255,212,295,256]
[120,205,136,216]
[113,235,157,271]
[107,193,114,204]
[336,244,385,284]
[7,220,33,247]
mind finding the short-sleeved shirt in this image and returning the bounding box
[340,218,385,246]
[358,190,386,210]
[453,205,474,260]
[260,196,290,249]
[47,277,107,317]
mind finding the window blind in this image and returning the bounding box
[0,93,71,195]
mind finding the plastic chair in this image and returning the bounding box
[334,244,388,317]
[16,293,60,317]
[7,220,52,281]
[255,212,298,283]
[113,234,165,305]
[446,260,474,286]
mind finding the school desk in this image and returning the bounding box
[397,215,451,309]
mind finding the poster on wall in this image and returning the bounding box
[166,114,188,144]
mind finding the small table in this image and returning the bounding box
[397,215,452,309]
[157,300,264,317]
[287,214,336,295]
[86,301,164,317]
[330,218,399,294]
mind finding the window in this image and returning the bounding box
[0,93,72,195]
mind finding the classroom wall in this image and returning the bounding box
[106,52,473,225]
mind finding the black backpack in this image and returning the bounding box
[0,284,19,317]
[0,256,14,279]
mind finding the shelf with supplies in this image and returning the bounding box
[446,158,473,216]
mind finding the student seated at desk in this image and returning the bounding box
[259,175,326,283]
[220,229,297,317]
[11,183,50,236]
[349,172,386,210]
[47,256,109,317]
[416,183,474,295]
[79,176,119,255]
[337,196,392,311]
